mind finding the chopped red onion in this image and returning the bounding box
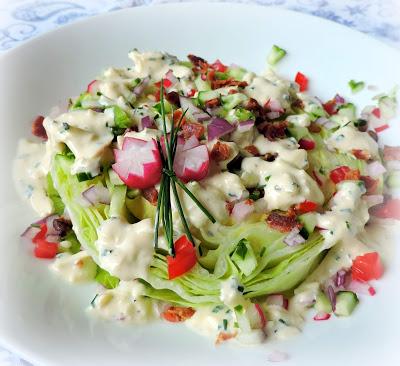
[237,120,254,133]
[179,96,204,116]
[335,270,347,288]
[133,77,149,96]
[283,228,306,246]
[82,185,111,205]
[165,69,178,86]
[326,285,336,311]
[193,112,211,122]
[183,135,200,151]
[367,161,387,178]
[231,200,254,221]
[334,94,345,104]
[314,117,330,125]
[266,111,281,120]
[140,116,154,130]
[45,214,60,236]
[313,312,331,321]
[207,117,236,141]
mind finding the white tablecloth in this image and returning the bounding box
[0,0,399,364]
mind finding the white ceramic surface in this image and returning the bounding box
[0,3,399,366]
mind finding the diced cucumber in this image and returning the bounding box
[387,171,400,188]
[288,126,313,141]
[194,75,211,92]
[109,185,127,219]
[231,238,257,276]
[267,45,287,65]
[298,213,317,235]
[227,67,247,81]
[197,89,221,105]
[221,93,248,110]
[126,195,156,220]
[314,291,332,313]
[334,291,359,316]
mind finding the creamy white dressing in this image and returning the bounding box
[89,280,158,323]
[117,128,161,148]
[220,277,246,308]
[203,171,248,202]
[95,218,154,280]
[51,251,97,283]
[241,157,324,211]
[326,125,379,158]
[13,139,53,217]
[244,76,289,107]
[286,113,311,127]
[43,110,114,175]
[265,305,302,340]
[206,140,239,170]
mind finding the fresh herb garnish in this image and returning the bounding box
[223,318,228,331]
[154,81,216,254]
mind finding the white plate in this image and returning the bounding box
[0,3,399,366]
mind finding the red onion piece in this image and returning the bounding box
[179,96,204,116]
[82,185,111,205]
[283,228,306,246]
[334,94,345,104]
[231,200,254,221]
[314,117,330,125]
[133,77,149,96]
[192,112,211,122]
[21,225,41,240]
[335,270,347,288]
[207,117,236,141]
[45,214,60,236]
[367,161,387,178]
[237,120,254,133]
[363,194,384,207]
[140,116,154,130]
[326,285,336,311]
[347,280,373,295]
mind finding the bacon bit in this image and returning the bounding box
[228,89,239,94]
[187,54,208,67]
[142,187,158,206]
[243,145,260,156]
[258,121,288,141]
[352,149,371,160]
[312,170,323,187]
[374,124,389,133]
[181,121,205,140]
[211,78,248,89]
[371,107,381,118]
[204,98,221,108]
[291,98,304,110]
[383,145,400,161]
[264,152,278,162]
[165,91,181,106]
[173,109,189,127]
[360,175,379,195]
[308,122,322,133]
[266,211,299,233]
[210,141,231,162]
[226,201,235,215]
[245,98,261,112]
[162,306,195,322]
[31,115,47,140]
[215,331,237,345]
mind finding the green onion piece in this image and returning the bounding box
[348,80,365,94]
[113,106,131,128]
[267,45,287,65]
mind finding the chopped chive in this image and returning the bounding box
[223,319,228,331]
[268,45,287,65]
[348,79,365,94]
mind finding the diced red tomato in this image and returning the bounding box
[322,99,338,115]
[187,88,196,97]
[154,79,172,88]
[374,124,389,133]
[371,107,381,118]
[210,59,228,72]
[295,200,318,214]
[329,166,360,184]
[352,252,383,282]
[161,306,195,322]
[167,235,197,279]
[298,138,315,150]
[371,198,400,220]
[295,72,308,92]
[352,149,370,160]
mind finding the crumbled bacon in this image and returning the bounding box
[142,187,158,206]
[173,109,189,127]
[383,145,400,161]
[264,152,278,162]
[162,306,195,322]
[181,121,205,139]
[308,122,321,133]
[215,332,237,345]
[266,211,299,233]
[211,78,248,89]
[210,141,231,162]
[31,115,47,140]
[245,98,261,112]
[291,98,304,110]
[360,175,379,195]
[352,149,371,161]
[205,98,221,108]
[244,145,260,156]
[165,91,181,106]
[187,54,208,67]
[258,121,288,141]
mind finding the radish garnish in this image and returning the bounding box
[254,303,267,329]
[112,137,162,189]
[174,142,209,183]
[86,80,98,94]
[313,312,331,321]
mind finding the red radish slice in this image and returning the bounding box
[232,200,254,221]
[374,124,389,133]
[112,137,162,189]
[174,144,209,182]
[82,185,111,205]
[87,80,98,94]
[183,135,200,151]
[313,312,331,321]
[254,303,267,329]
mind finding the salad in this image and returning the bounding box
[14,47,400,345]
